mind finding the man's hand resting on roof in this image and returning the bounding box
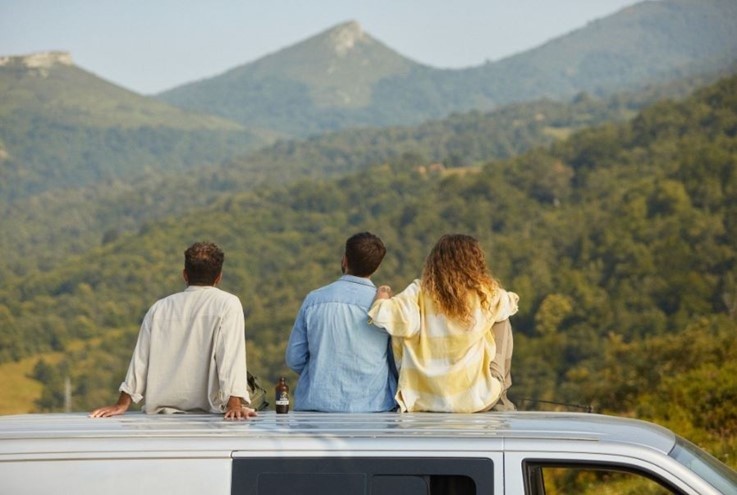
[224,396,258,420]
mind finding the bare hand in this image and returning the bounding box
[89,403,128,418]
[224,405,258,420]
[224,395,258,420]
[376,285,393,299]
[90,392,132,418]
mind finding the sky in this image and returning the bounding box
[1,0,643,95]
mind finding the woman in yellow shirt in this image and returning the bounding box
[368,234,518,413]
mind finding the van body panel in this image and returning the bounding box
[0,411,733,494]
[0,458,230,495]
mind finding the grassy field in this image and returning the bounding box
[0,330,129,415]
[0,351,63,415]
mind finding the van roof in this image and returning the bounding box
[0,411,676,457]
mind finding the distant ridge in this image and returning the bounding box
[0,50,244,130]
[157,0,737,137]
[0,52,267,198]
[0,51,73,69]
[471,0,737,100]
[157,20,421,135]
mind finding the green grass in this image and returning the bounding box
[0,352,61,415]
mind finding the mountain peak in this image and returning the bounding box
[327,21,367,56]
[0,51,73,69]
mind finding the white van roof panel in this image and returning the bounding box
[0,411,676,458]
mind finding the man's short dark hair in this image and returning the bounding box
[345,232,386,277]
[184,242,224,286]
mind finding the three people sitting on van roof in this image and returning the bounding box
[90,234,517,417]
[90,242,258,420]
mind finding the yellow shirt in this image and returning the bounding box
[368,279,518,413]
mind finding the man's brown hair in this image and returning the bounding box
[345,232,386,277]
[184,242,224,286]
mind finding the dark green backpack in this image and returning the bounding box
[247,372,269,411]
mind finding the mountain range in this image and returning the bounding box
[1,0,737,453]
[157,0,737,137]
[0,52,268,199]
[2,0,736,201]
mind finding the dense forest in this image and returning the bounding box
[0,90,642,281]
[1,74,734,465]
[1,72,719,282]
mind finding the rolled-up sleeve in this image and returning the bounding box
[368,280,422,338]
[119,308,153,403]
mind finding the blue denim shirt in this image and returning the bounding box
[285,275,397,412]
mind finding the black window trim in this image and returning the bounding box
[522,458,688,495]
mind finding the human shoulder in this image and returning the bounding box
[303,279,337,300]
[212,287,244,308]
[147,290,182,311]
[304,276,366,299]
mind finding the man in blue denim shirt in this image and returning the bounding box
[285,232,397,412]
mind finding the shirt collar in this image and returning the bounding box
[339,274,376,287]
[185,285,216,292]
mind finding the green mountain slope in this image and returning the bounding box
[4,74,737,463]
[157,0,737,137]
[0,52,268,199]
[472,0,737,99]
[0,87,654,281]
[2,73,735,407]
[157,21,423,136]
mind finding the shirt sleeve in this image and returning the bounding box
[490,289,520,322]
[214,296,250,404]
[285,302,309,373]
[367,279,422,338]
[119,306,154,403]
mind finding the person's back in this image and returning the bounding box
[369,234,518,413]
[370,279,515,412]
[285,232,396,412]
[135,285,246,414]
[90,241,257,420]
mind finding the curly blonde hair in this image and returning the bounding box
[421,234,499,324]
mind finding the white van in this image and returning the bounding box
[1,411,735,494]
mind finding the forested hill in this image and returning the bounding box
[0,52,267,200]
[157,0,737,137]
[0,88,648,281]
[2,73,735,460]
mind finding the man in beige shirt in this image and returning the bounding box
[90,242,257,420]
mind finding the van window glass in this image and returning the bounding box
[232,457,491,495]
[524,462,684,495]
[669,435,737,494]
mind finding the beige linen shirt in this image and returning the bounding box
[368,279,518,413]
[120,285,250,414]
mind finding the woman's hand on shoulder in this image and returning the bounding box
[376,285,393,300]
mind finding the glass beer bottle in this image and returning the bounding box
[275,377,290,414]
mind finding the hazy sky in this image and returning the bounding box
[1,0,642,95]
